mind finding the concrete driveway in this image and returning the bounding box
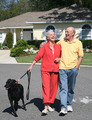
[0,50,17,64]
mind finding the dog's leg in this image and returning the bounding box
[21,96,26,111]
[9,100,18,117]
[14,101,18,111]
[8,95,18,117]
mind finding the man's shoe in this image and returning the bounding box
[42,109,48,115]
[67,105,73,112]
[59,108,67,116]
[47,106,55,112]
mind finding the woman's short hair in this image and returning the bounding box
[46,30,54,38]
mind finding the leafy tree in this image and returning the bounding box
[0,0,92,22]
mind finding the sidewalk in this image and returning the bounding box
[0,50,17,64]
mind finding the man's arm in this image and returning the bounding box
[76,57,83,69]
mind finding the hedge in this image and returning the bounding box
[81,40,92,49]
[27,40,92,49]
[27,40,44,49]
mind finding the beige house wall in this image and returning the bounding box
[16,29,21,40]
[33,22,92,40]
[33,22,85,40]
[0,22,92,44]
[0,29,10,43]
[0,28,21,43]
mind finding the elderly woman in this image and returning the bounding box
[28,30,61,115]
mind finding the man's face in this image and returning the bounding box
[65,28,74,40]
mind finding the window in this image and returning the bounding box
[82,24,91,39]
[45,25,56,40]
[46,25,55,32]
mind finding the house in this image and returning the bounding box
[0,4,92,46]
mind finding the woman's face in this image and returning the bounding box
[47,32,55,42]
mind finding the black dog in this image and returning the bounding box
[4,79,26,117]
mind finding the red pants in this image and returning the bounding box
[41,71,59,104]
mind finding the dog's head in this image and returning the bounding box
[4,79,18,90]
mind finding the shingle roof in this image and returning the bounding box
[38,4,92,22]
[0,4,92,28]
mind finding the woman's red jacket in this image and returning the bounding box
[34,42,61,72]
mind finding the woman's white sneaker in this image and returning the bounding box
[42,109,48,115]
[47,106,55,112]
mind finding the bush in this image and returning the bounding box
[27,40,44,49]
[29,45,38,50]
[10,39,29,57]
[15,39,28,49]
[0,43,2,49]
[10,47,25,57]
[81,40,92,49]
[6,32,13,48]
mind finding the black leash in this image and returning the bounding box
[18,71,28,82]
[17,70,31,100]
[26,71,31,100]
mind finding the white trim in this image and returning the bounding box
[0,26,33,29]
[26,20,92,24]
[20,29,23,39]
[13,29,16,46]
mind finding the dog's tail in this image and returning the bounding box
[26,71,31,100]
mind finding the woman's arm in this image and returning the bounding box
[28,60,36,72]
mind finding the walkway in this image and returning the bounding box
[0,50,17,64]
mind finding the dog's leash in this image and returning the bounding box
[17,71,28,82]
[17,71,31,100]
[26,71,31,100]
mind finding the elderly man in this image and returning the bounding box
[57,27,83,115]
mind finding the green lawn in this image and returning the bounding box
[16,54,42,63]
[81,52,92,65]
[16,52,92,65]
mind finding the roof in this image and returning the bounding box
[0,4,92,28]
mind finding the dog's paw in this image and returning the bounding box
[15,114,18,117]
[12,112,18,117]
[22,105,27,111]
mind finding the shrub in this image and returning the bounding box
[10,39,29,57]
[0,43,2,49]
[27,40,44,49]
[81,40,92,49]
[15,39,28,49]
[10,47,25,57]
[29,45,38,50]
[6,32,13,48]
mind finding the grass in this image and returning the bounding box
[81,52,92,65]
[16,54,42,63]
[16,52,92,65]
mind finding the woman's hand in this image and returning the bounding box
[28,60,36,72]
[28,65,32,72]
[54,58,60,63]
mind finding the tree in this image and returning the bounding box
[0,0,92,22]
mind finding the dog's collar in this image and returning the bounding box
[16,81,18,84]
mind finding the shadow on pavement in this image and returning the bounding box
[25,98,60,112]
[2,105,23,116]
